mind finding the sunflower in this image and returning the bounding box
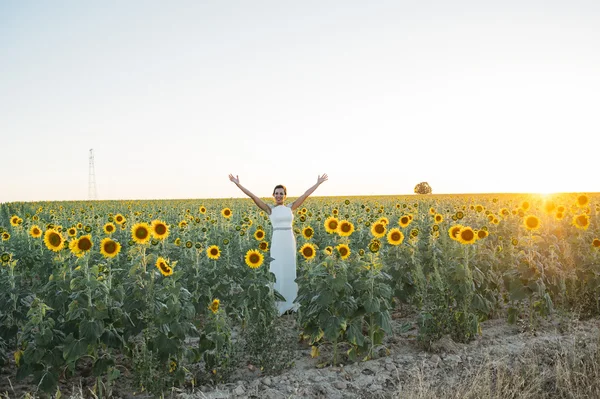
[378,217,389,225]
[29,225,42,238]
[103,222,116,235]
[199,206,207,214]
[555,212,564,220]
[254,229,266,241]
[10,216,20,227]
[576,194,589,208]
[1,252,11,264]
[156,257,173,276]
[336,244,351,260]
[387,228,404,245]
[429,207,436,215]
[114,214,126,225]
[100,238,121,258]
[245,249,264,269]
[70,234,93,256]
[523,215,541,231]
[174,237,181,246]
[207,245,221,260]
[324,217,339,234]
[520,201,530,211]
[543,201,556,214]
[368,239,381,253]
[572,214,590,230]
[457,227,477,245]
[178,220,188,229]
[337,220,355,237]
[399,215,412,228]
[302,226,314,240]
[258,241,269,252]
[221,208,232,218]
[131,222,151,244]
[324,246,333,256]
[185,240,193,249]
[477,230,489,239]
[592,238,600,248]
[1,232,9,241]
[209,299,220,314]
[67,227,77,237]
[151,220,169,240]
[370,222,386,238]
[44,229,65,252]
[434,214,444,223]
[299,243,317,260]
[448,225,463,241]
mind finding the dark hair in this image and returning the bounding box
[272,185,287,195]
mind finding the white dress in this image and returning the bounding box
[269,204,298,315]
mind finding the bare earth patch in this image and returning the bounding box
[2,307,599,398]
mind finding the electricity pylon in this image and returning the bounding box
[88,149,98,200]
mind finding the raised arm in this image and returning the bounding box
[290,174,328,211]
[229,174,272,214]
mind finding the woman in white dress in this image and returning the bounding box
[229,174,328,315]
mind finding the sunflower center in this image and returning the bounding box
[78,238,92,251]
[525,217,538,228]
[461,230,475,241]
[49,232,62,246]
[341,224,351,232]
[339,247,348,256]
[135,228,149,239]
[303,247,313,257]
[155,224,167,235]
[211,248,218,256]
[391,232,401,241]
[250,254,260,263]
[375,224,385,234]
[104,241,117,254]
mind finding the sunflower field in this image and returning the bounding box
[1,193,599,396]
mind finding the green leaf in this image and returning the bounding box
[63,338,88,363]
[69,276,85,291]
[363,297,380,313]
[80,320,102,343]
[509,281,529,301]
[346,321,364,346]
[93,357,115,376]
[375,311,392,334]
[323,317,342,341]
[36,370,58,393]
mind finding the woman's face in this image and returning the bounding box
[273,188,286,205]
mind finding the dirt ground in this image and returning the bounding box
[2,306,599,399]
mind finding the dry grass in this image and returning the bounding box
[397,333,600,399]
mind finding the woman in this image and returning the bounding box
[229,174,328,315]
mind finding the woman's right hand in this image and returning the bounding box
[228,174,240,185]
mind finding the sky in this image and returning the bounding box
[1,0,599,203]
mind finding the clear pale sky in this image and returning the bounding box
[1,1,599,203]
